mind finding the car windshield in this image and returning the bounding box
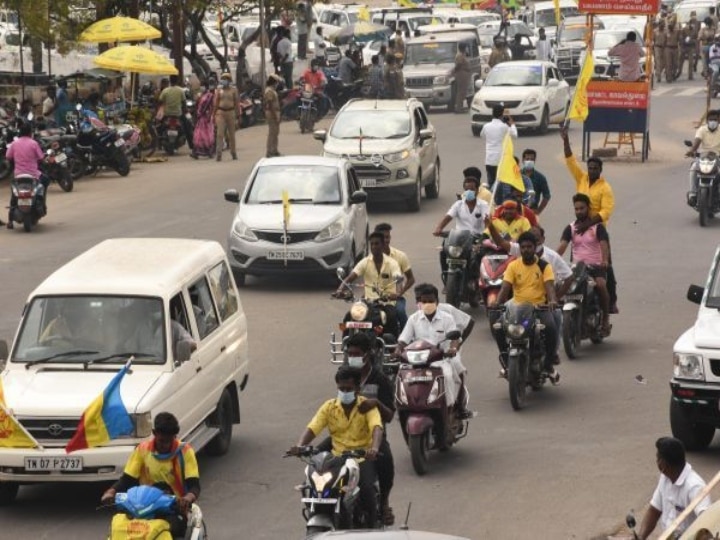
[536,7,579,27]
[246,165,342,204]
[12,296,166,365]
[330,110,411,139]
[676,5,710,23]
[561,26,589,42]
[485,64,543,86]
[594,32,640,49]
[405,41,456,64]
[406,16,434,30]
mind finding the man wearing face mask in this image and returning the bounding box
[213,72,238,161]
[288,366,383,528]
[396,283,473,419]
[521,148,551,215]
[685,109,720,205]
[462,166,493,204]
[493,155,536,207]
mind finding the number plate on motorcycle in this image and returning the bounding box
[301,497,338,504]
[18,199,32,206]
[345,321,373,329]
[267,250,305,260]
[25,456,82,471]
[167,130,178,138]
[114,139,125,147]
[486,255,507,260]
[55,153,67,163]
[363,179,377,188]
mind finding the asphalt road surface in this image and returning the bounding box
[0,78,718,540]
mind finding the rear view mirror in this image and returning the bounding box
[0,339,8,362]
[176,340,193,363]
[446,330,461,341]
[224,189,240,203]
[625,512,636,530]
[350,190,367,205]
[419,128,433,141]
[313,129,327,142]
[547,78,559,87]
[687,284,704,305]
[76,103,82,111]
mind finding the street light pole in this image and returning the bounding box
[172,0,184,78]
[259,0,267,85]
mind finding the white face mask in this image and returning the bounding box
[347,356,364,369]
[709,120,719,131]
[421,302,438,316]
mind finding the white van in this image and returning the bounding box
[523,0,580,38]
[0,238,249,504]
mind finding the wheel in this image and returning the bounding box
[67,156,85,180]
[425,159,440,199]
[409,433,429,475]
[445,272,461,308]
[508,354,527,411]
[562,312,578,359]
[699,187,710,227]
[0,158,12,180]
[446,83,456,112]
[471,125,481,137]
[232,268,246,287]
[670,398,715,450]
[307,526,331,534]
[57,168,73,192]
[114,151,130,177]
[22,212,32,233]
[0,482,18,505]
[205,389,234,456]
[405,173,421,212]
[164,142,175,156]
[538,106,549,135]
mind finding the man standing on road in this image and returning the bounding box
[453,43,471,113]
[374,222,415,331]
[636,437,711,539]
[535,27,550,61]
[480,104,517,188]
[339,49,358,85]
[213,72,238,162]
[653,20,667,83]
[277,28,294,89]
[678,12,700,81]
[521,148,551,215]
[313,26,327,66]
[295,0,315,61]
[264,74,282,158]
[665,17,681,82]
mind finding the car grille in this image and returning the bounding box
[253,231,318,244]
[351,163,392,181]
[249,258,325,272]
[710,359,720,377]
[406,76,434,88]
[17,417,81,445]
[485,100,520,109]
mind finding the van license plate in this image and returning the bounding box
[363,179,377,187]
[25,456,83,471]
[267,250,304,260]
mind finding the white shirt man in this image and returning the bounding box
[535,37,550,61]
[312,29,326,61]
[650,462,711,535]
[277,36,293,63]
[480,116,518,167]
[446,198,491,236]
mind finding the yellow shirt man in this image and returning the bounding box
[388,246,411,275]
[352,254,402,302]
[307,396,383,456]
[503,256,555,305]
[123,439,199,497]
[565,156,615,225]
[491,216,531,241]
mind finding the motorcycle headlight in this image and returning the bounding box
[699,160,716,174]
[407,350,430,365]
[673,353,704,381]
[507,323,526,339]
[448,246,463,258]
[311,471,333,492]
[315,217,344,242]
[433,75,450,85]
[384,149,410,163]
[233,220,258,242]
[350,302,369,321]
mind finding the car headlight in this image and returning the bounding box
[315,217,345,242]
[433,75,450,85]
[233,219,258,241]
[507,323,526,339]
[699,160,716,174]
[385,149,410,163]
[673,353,705,380]
[132,412,153,438]
[407,350,430,365]
[448,246,463,258]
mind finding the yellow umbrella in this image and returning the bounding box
[93,45,178,75]
[80,16,161,43]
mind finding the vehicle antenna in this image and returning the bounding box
[359,126,363,156]
[399,502,412,530]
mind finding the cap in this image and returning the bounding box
[221,72,232,80]
[502,200,518,210]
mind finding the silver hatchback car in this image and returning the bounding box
[223,156,369,285]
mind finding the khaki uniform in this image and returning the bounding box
[383,65,405,99]
[665,25,681,82]
[453,52,471,112]
[679,20,700,80]
[264,86,281,157]
[488,47,511,68]
[653,27,666,81]
[214,85,238,159]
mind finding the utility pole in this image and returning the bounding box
[172,0,184,78]
[259,0,266,85]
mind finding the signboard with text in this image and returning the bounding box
[578,0,660,15]
[587,81,649,109]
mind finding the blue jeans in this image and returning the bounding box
[709,59,720,87]
[396,297,408,332]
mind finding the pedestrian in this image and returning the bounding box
[710,6,719,30]
[653,20,667,82]
[190,81,216,159]
[264,74,282,158]
[270,26,283,75]
[608,31,645,82]
[366,54,384,98]
[453,43,471,113]
[296,0,315,60]
[480,104,517,188]
[394,28,405,62]
[312,26,326,67]
[488,36,511,68]
[54,79,70,127]
[338,49,358,85]
[535,27,550,61]
[384,54,405,99]
[634,437,711,539]
[277,27,294,89]
[42,85,56,119]
[665,16,681,82]
[213,72,238,162]
[678,11,700,80]
[698,18,714,76]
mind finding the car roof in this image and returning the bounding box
[491,60,554,68]
[341,99,417,112]
[408,31,477,43]
[419,23,477,32]
[32,239,226,298]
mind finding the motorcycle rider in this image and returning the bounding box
[491,187,539,227]
[158,74,194,152]
[490,200,531,241]
[374,222,415,331]
[685,108,720,206]
[334,231,403,337]
[556,193,612,336]
[490,231,560,381]
[6,122,47,229]
[300,59,330,119]
[288,365,383,528]
[521,149,551,215]
[462,166,493,204]
[707,36,720,89]
[414,284,475,347]
[396,283,473,419]
[100,412,200,536]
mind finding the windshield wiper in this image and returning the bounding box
[386,134,409,139]
[24,350,99,369]
[83,351,155,369]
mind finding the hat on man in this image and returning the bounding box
[502,200,518,210]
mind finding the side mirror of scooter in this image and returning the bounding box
[0,339,8,362]
[445,330,461,341]
[223,189,240,204]
[625,512,636,529]
[687,284,705,305]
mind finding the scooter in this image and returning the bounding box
[685,139,720,227]
[106,485,206,540]
[286,446,381,535]
[561,261,606,359]
[477,239,515,307]
[440,229,482,308]
[8,174,46,232]
[237,89,261,129]
[394,330,469,476]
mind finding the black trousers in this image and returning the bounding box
[607,264,618,306]
[485,165,498,188]
[358,460,379,528]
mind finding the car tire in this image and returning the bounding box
[670,398,715,451]
[205,389,234,457]
[471,125,481,137]
[425,159,440,199]
[406,172,421,213]
[538,106,549,135]
[447,83,456,113]
[0,482,19,506]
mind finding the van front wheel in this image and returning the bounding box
[205,389,234,456]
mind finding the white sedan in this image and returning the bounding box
[470,60,571,135]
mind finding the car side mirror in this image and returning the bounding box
[547,78,559,87]
[0,339,8,361]
[176,340,193,363]
[687,284,704,305]
[313,129,327,142]
[446,330,461,341]
[350,190,367,204]
[419,128,433,142]
[684,139,693,147]
[337,267,346,280]
[224,189,240,203]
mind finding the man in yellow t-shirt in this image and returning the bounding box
[101,412,200,537]
[490,231,559,379]
[288,366,384,528]
[375,222,415,331]
[490,200,531,240]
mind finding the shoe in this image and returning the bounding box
[552,354,561,366]
[548,369,560,385]
[216,154,221,161]
[6,221,13,229]
[231,152,238,160]
[610,303,619,314]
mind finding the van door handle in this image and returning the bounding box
[196,365,202,373]
[220,345,227,353]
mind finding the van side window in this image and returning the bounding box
[169,293,191,335]
[469,41,480,58]
[207,262,238,321]
[546,67,554,81]
[416,107,429,129]
[188,278,219,339]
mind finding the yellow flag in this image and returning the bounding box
[0,378,5,408]
[553,0,561,26]
[281,190,291,229]
[496,133,525,193]
[398,0,415,7]
[567,52,594,122]
[0,402,39,448]
[358,6,370,21]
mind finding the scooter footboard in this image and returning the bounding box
[406,414,434,436]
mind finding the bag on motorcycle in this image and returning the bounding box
[110,513,172,540]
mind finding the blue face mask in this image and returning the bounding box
[338,390,356,405]
[464,190,476,201]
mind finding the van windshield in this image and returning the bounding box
[708,261,720,309]
[536,7,579,27]
[12,296,166,365]
[405,42,456,64]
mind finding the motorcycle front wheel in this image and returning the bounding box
[699,187,710,227]
[56,167,73,192]
[22,212,33,233]
[114,150,130,177]
[508,353,527,411]
[445,272,462,308]
[562,312,578,359]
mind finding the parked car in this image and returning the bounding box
[314,98,440,212]
[470,60,571,135]
[579,29,646,79]
[224,156,369,284]
[522,0,579,39]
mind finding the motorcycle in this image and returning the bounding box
[298,83,318,134]
[40,147,73,193]
[490,303,555,411]
[106,485,206,540]
[685,139,720,226]
[394,330,467,475]
[74,105,131,177]
[325,76,363,111]
[440,229,482,308]
[561,262,605,359]
[237,90,260,129]
[286,446,381,534]
[8,174,45,232]
[0,121,14,180]
[477,239,515,307]
[157,115,187,156]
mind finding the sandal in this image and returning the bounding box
[600,324,612,338]
[383,506,395,526]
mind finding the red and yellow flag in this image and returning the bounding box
[0,381,40,449]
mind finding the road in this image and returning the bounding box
[0,79,717,540]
